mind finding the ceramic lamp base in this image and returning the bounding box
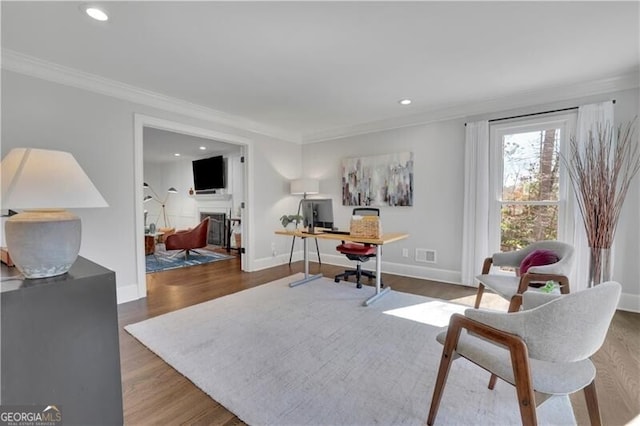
[5,209,81,279]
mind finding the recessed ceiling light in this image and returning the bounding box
[84,6,109,21]
[398,99,412,106]
[174,153,181,157]
[199,146,206,150]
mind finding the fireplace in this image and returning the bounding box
[200,212,226,246]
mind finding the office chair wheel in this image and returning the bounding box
[357,283,362,289]
[334,277,340,283]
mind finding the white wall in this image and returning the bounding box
[1,70,302,303]
[301,119,466,284]
[301,88,640,310]
[143,153,244,231]
[143,160,196,230]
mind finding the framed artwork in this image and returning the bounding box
[341,152,413,206]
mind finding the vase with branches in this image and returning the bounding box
[562,118,640,287]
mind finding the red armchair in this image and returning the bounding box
[165,217,210,259]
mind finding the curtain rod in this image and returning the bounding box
[464,100,616,126]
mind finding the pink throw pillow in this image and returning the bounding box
[520,249,559,274]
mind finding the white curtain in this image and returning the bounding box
[566,101,615,292]
[461,120,490,286]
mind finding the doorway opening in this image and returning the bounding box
[134,114,253,299]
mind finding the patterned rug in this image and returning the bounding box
[146,245,233,273]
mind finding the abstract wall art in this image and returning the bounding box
[341,152,413,206]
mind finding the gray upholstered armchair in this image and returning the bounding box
[428,281,621,426]
[475,241,574,312]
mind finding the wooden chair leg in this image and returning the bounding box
[488,373,498,390]
[428,319,465,426]
[510,343,537,426]
[427,345,455,425]
[474,283,485,309]
[584,380,602,426]
[508,294,523,313]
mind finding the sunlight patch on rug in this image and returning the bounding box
[383,300,467,327]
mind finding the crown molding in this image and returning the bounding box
[4,48,637,145]
[301,71,640,144]
[1,49,301,144]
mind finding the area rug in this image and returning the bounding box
[125,274,575,425]
[145,246,233,273]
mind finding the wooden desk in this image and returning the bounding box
[275,230,409,305]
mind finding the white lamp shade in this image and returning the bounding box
[1,148,108,209]
[290,178,319,195]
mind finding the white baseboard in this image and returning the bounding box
[252,250,465,287]
[255,251,640,313]
[117,284,141,304]
[127,253,640,313]
[318,253,464,286]
[251,253,294,271]
[618,292,640,313]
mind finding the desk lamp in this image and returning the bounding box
[1,148,108,278]
[288,178,320,265]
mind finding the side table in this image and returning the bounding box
[1,257,124,424]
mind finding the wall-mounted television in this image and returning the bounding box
[192,155,226,192]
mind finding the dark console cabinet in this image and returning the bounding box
[1,257,123,425]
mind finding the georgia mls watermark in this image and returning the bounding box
[0,405,62,426]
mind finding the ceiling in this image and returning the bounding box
[143,128,242,164]
[2,1,639,144]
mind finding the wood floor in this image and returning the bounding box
[118,257,640,425]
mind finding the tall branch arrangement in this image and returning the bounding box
[562,119,639,249]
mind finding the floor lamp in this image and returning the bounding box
[144,182,177,228]
[289,178,321,266]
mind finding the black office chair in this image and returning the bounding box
[334,208,382,289]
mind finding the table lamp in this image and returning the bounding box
[143,183,177,228]
[1,148,108,278]
[290,178,319,198]
[288,178,320,265]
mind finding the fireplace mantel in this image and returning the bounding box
[196,196,232,216]
[195,193,232,202]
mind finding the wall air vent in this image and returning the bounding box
[415,248,436,263]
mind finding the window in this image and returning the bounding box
[489,113,576,253]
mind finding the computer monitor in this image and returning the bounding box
[301,199,334,231]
